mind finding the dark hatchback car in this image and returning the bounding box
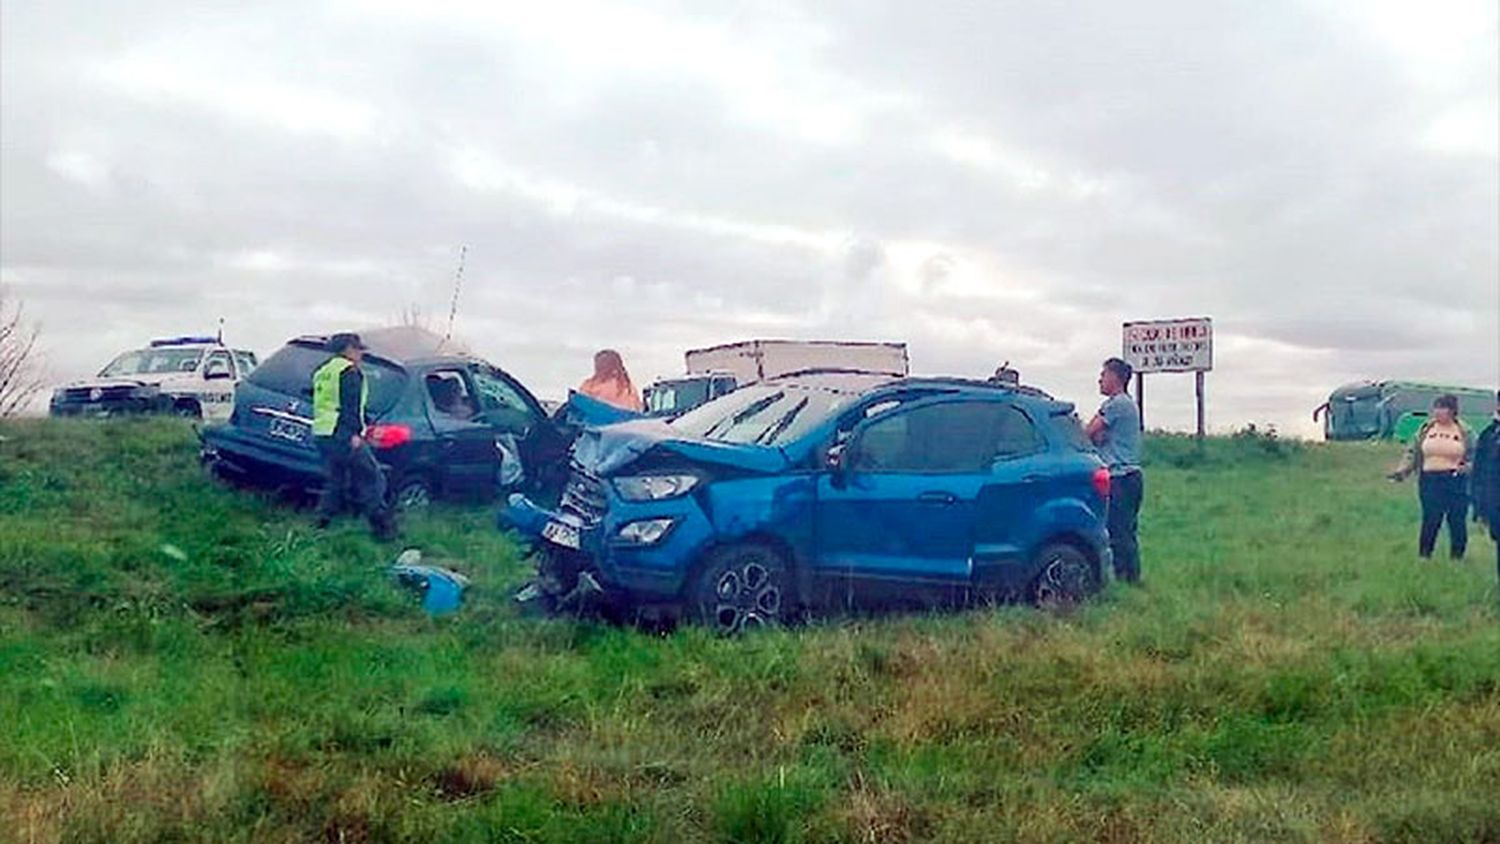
[201,327,572,508]
[506,372,1113,632]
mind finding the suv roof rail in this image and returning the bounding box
[902,376,1057,401]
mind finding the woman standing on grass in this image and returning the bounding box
[1389,394,1474,560]
[579,349,644,413]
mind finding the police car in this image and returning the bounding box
[49,336,259,421]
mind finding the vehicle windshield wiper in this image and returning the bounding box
[754,397,808,446]
[703,392,783,440]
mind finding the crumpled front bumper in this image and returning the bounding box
[499,492,696,611]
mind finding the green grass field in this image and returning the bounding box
[1,418,1497,843]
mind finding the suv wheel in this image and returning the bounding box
[1029,543,1099,608]
[689,543,789,635]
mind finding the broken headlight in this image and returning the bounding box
[612,473,701,501]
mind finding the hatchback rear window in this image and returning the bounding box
[1051,412,1095,452]
[249,343,408,414]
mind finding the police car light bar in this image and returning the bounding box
[150,336,219,347]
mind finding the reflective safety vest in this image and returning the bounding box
[311,356,368,437]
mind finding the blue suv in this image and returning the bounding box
[506,372,1113,632]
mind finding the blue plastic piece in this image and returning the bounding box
[391,564,469,615]
[150,336,218,347]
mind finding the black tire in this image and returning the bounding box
[1029,543,1100,608]
[390,475,435,511]
[687,543,790,635]
[173,400,202,419]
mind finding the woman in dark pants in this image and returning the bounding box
[1389,394,1474,559]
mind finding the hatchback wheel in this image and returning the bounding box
[689,543,789,635]
[1029,543,1099,608]
[392,476,434,511]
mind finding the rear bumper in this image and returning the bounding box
[200,425,325,490]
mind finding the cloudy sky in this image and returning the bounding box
[2,0,1496,434]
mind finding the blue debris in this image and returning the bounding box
[390,549,470,615]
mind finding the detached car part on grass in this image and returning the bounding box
[50,336,258,421]
[200,327,575,508]
[505,372,1113,633]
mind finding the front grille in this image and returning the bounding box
[559,464,607,527]
[64,386,136,402]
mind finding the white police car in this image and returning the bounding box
[49,336,259,421]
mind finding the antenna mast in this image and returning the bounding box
[445,245,468,342]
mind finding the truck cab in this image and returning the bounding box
[49,336,258,421]
[642,340,909,419]
[642,372,738,418]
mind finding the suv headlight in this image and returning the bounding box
[612,473,701,501]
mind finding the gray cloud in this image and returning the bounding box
[1,0,1495,435]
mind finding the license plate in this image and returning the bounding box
[541,520,581,549]
[268,417,309,443]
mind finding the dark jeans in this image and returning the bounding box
[1107,470,1143,582]
[1417,471,1467,559]
[316,437,391,533]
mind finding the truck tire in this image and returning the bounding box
[1029,542,1099,608]
[687,542,790,635]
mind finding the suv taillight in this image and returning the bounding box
[368,423,412,450]
[1092,467,1111,500]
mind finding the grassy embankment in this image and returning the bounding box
[1,418,1497,843]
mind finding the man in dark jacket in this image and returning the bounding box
[312,333,396,540]
[1473,390,1500,587]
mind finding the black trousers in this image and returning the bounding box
[1417,471,1467,559]
[316,437,390,529]
[1108,470,1144,582]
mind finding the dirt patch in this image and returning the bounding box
[431,755,513,801]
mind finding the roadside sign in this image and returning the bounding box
[1121,317,1214,437]
[1123,317,1213,374]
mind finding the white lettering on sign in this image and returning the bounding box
[1122,318,1213,373]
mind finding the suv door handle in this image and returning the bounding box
[918,491,958,505]
[1021,474,1045,483]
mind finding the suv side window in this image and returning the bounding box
[852,401,1041,474]
[203,351,234,380]
[425,370,477,421]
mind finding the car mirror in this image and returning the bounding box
[827,442,850,487]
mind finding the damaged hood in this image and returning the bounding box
[573,418,789,477]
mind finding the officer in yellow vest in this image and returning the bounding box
[313,333,396,540]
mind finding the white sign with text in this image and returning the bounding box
[1123,318,1213,373]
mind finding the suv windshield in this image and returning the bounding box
[100,348,204,377]
[671,383,852,446]
[248,343,409,415]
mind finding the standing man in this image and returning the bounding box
[1087,357,1144,583]
[1472,391,1500,587]
[312,333,396,540]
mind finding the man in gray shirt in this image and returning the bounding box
[1086,358,1143,583]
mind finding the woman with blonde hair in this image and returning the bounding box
[579,349,644,413]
